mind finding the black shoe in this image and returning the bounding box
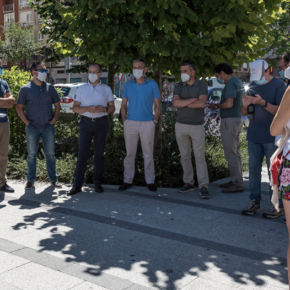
[95,184,104,193]
[0,183,15,193]
[51,181,62,188]
[25,182,34,190]
[242,200,260,215]
[67,186,82,196]
[118,182,133,191]
[147,183,157,192]
[199,186,210,199]
[262,206,284,219]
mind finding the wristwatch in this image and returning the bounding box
[261,101,268,108]
[105,106,109,112]
[153,119,158,124]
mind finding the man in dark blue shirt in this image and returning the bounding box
[0,68,16,193]
[241,60,286,217]
[16,62,61,190]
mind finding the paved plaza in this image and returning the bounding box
[0,168,288,290]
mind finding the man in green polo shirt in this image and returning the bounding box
[172,61,210,199]
[208,63,245,193]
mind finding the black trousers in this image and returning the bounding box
[74,117,109,187]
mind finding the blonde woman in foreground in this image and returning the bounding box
[271,58,290,289]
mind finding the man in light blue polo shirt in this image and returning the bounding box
[119,59,161,192]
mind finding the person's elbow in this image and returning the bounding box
[172,101,180,108]
[72,106,78,113]
[270,124,282,137]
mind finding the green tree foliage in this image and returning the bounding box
[33,0,283,77]
[261,1,290,59]
[0,20,42,67]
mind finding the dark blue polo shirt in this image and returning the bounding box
[247,77,286,144]
[17,81,60,129]
[0,80,11,123]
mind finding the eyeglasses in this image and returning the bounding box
[278,63,288,71]
[35,69,48,73]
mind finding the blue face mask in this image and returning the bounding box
[254,76,267,85]
[217,77,224,84]
[279,70,287,79]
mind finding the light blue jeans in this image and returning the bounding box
[248,141,281,206]
[26,124,57,183]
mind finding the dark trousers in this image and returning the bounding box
[74,117,109,187]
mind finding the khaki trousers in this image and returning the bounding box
[0,122,9,187]
[124,120,155,184]
[220,117,244,186]
[175,122,209,187]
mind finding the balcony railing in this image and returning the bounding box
[3,4,14,13]
[19,0,30,8]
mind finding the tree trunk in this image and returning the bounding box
[107,63,115,93]
[153,70,163,157]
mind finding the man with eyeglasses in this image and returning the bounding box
[278,52,290,87]
[16,61,62,190]
[67,63,115,196]
[172,61,210,199]
[241,59,286,217]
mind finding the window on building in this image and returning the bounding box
[38,34,43,41]
[27,14,32,23]
[243,63,248,69]
[4,13,14,23]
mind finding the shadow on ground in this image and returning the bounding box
[2,185,288,290]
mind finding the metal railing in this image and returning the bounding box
[3,4,14,13]
[19,1,30,8]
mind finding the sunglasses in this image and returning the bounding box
[35,69,48,73]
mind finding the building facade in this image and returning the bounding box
[0,0,88,84]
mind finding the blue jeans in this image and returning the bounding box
[26,124,57,183]
[248,141,280,206]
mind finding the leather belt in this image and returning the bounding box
[82,116,107,122]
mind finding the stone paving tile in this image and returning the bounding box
[0,238,24,253]
[70,281,109,290]
[0,262,84,290]
[0,250,29,274]
[0,280,20,290]
[180,277,238,289]
[60,264,133,290]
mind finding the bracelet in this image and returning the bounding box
[153,120,158,124]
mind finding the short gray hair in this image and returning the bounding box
[133,59,146,68]
[180,61,196,71]
[89,63,102,73]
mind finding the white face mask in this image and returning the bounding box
[36,71,47,82]
[133,69,144,79]
[285,66,290,79]
[181,73,190,82]
[88,73,99,83]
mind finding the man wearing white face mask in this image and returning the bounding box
[16,62,61,190]
[172,61,210,199]
[119,59,161,192]
[67,63,115,196]
[241,59,286,217]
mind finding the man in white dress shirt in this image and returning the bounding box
[67,63,115,196]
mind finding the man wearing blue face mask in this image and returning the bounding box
[16,62,62,190]
[241,59,286,217]
[67,63,115,196]
[278,52,290,87]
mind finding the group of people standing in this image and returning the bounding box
[0,58,288,216]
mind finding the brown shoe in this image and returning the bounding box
[147,183,157,192]
[118,182,132,191]
[222,184,244,193]
[220,181,233,188]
